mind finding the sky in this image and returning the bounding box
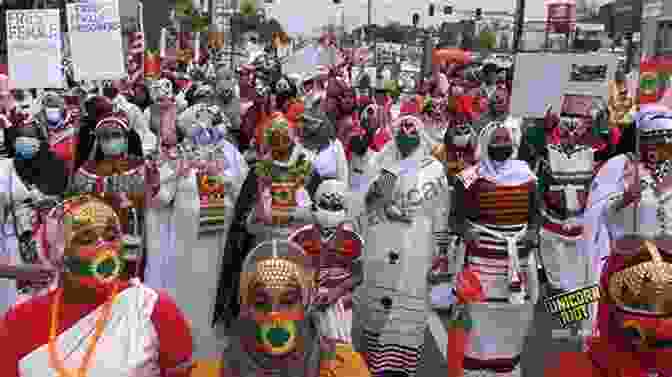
[266,0,612,36]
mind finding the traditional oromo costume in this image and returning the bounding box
[453,120,540,377]
[354,115,449,377]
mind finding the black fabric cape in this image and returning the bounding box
[213,167,259,326]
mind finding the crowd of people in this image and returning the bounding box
[0,29,668,377]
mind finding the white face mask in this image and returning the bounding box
[313,208,347,232]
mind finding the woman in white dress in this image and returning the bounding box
[353,115,450,377]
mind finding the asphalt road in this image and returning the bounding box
[417,289,584,377]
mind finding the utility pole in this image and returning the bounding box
[512,0,525,52]
[368,0,372,34]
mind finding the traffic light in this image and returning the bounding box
[444,6,453,15]
[475,8,482,19]
[412,13,420,27]
[429,4,435,17]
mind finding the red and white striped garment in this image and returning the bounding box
[363,328,425,376]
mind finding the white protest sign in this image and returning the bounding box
[67,0,125,81]
[6,9,63,89]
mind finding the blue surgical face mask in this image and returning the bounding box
[100,138,128,156]
[14,136,40,160]
[45,107,62,124]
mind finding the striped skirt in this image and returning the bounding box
[353,287,428,377]
[464,222,539,374]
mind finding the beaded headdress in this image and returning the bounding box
[95,113,130,131]
[45,195,121,263]
[608,240,672,315]
[239,240,316,309]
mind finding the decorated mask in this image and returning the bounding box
[60,196,125,292]
[149,78,173,103]
[312,180,348,235]
[239,240,317,358]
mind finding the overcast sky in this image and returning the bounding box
[267,0,611,35]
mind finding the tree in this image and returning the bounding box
[240,0,257,18]
[478,30,497,50]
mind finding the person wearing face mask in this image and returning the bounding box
[214,117,315,328]
[471,63,510,129]
[299,108,349,196]
[0,195,194,377]
[69,111,155,283]
[219,239,370,377]
[580,108,672,343]
[451,121,540,377]
[0,115,67,313]
[104,80,157,157]
[535,114,597,309]
[354,115,449,377]
[36,92,81,176]
[289,180,364,346]
[213,67,243,140]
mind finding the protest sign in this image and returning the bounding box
[67,0,126,81]
[6,9,63,89]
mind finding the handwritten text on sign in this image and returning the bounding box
[68,2,121,33]
[6,10,59,41]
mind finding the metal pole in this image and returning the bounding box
[341,4,345,48]
[512,0,525,52]
[368,0,372,40]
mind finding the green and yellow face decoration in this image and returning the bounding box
[256,316,299,355]
[245,258,310,356]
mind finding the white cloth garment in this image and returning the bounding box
[144,161,200,302]
[18,281,162,377]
